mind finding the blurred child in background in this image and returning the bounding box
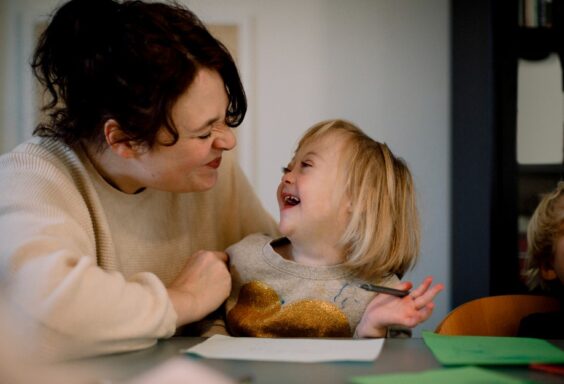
[519,181,564,338]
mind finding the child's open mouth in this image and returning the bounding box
[284,194,301,206]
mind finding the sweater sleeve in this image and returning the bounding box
[0,149,177,359]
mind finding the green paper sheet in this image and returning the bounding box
[423,331,564,366]
[348,366,527,384]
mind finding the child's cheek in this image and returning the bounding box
[553,236,564,285]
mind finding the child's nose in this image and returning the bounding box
[282,171,294,184]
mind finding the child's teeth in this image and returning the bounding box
[284,195,300,205]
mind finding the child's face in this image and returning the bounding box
[545,234,564,285]
[277,131,351,248]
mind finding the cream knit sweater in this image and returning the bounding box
[0,137,277,358]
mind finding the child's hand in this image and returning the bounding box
[355,276,444,338]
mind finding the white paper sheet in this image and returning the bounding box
[182,335,385,363]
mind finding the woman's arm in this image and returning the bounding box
[0,150,177,359]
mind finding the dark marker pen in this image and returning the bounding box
[359,283,410,297]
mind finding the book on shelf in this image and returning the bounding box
[517,53,564,165]
[519,0,554,28]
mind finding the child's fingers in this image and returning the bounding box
[411,283,443,310]
[393,281,413,292]
[427,283,444,299]
[421,284,443,302]
[408,276,434,299]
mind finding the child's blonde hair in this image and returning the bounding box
[524,181,564,290]
[296,119,419,280]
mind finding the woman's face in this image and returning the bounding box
[134,67,236,193]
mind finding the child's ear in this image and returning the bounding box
[104,119,141,158]
[540,263,558,281]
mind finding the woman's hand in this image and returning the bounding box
[355,276,444,338]
[167,250,231,327]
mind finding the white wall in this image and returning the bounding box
[0,0,6,151]
[1,0,54,151]
[1,0,451,335]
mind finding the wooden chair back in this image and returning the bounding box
[435,294,561,336]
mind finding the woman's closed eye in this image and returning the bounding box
[197,131,212,139]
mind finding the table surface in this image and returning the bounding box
[75,337,564,384]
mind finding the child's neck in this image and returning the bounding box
[275,237,345,266]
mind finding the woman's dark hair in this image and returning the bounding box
[32,0,246,149]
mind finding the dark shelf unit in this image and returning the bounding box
[451,0,564,308]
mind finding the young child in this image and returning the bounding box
[225,119,443,338]
[518,182,564,338]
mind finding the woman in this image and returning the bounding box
[0,0,277,358]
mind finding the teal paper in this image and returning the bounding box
[349,366,528,384]
[423,331,564,366]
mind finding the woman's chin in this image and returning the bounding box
[187,173,219,192]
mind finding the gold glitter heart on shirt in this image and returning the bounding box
[227,280,351,337]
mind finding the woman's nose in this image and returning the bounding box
[214,126,236,150]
